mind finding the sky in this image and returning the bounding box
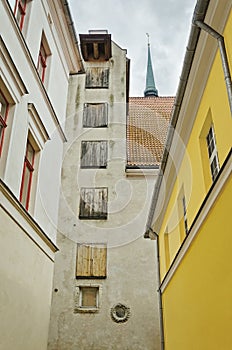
[69,0,196,97]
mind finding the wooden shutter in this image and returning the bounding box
[92,245,107,277]
[76,244,107,278]
[79,188,108,219]
[83,103,108,127]
[76,244,91,277]
[81,141,107,168]
[85,68,109,88]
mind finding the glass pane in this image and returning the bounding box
[0,93,7,119]
[21,166,31,208]
[81,287,98,307]
[0,124,4,140]
[26,142,34,165]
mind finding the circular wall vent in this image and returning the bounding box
[110,303,131,323]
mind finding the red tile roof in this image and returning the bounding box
[127,96,175,167]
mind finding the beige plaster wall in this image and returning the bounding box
[0,208,54,350]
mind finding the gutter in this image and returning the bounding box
[61,0,85,73]
[144,0,211,238]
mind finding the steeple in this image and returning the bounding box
[144,34,158,97]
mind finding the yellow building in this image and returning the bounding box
[145,0,232,349]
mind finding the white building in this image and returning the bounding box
[0,1,83,349]
[48,30,174,350]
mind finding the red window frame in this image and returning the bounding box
[37,41,48,83]
[0,91,9,157]
[20,140,35,210]
[14,0,27,30]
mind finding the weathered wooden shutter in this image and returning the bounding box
[79,188,108,219]
[76,244,91,277]
[85,68,109,88]
[76,244,107,278]
[81,141,107,168]
[83,103,108,127]
[92,245,107,277]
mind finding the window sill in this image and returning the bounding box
[74,307,99,314]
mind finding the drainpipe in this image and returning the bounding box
[147,228,165,350]
[194,20,232,116]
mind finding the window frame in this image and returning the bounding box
[182,195,188,235]
[37,34,51,84]
[0,90,9,157]
[14,0,27,30]
[19,139,35,210]
[206,125,220,182]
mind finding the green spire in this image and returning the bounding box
[144,34,158,97]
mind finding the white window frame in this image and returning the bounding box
[74,284,102,313]
[206,125,220,182]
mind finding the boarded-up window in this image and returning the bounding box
[85,68,109,88]
[83,103,108,127]
[80,287,99,308]
[76,244,107,278]
[81,141,107,168]
[79,187,108,219]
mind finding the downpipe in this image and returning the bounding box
[194,20,232,116]
[148,228,165,350]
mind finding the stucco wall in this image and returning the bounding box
[0,208,54,350]
[48,41,161,349]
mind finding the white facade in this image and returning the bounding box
[0,1,82,349]
[48,37,161,350]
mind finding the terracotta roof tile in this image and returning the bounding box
[127,96,175,167]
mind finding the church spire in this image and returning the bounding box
[144,33,158,97]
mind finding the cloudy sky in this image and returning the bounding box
[69,0,196,97]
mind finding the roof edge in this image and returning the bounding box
[145,0,211,237]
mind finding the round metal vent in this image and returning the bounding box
[110,303,130,323]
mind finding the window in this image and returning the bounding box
[81,141,107,168]
[14,0,27,30]
[0,91,9,156]
[74,284,102,313]
[182,195,188,235]
[37,34,51,84]
[79,286,99,309]
[76,244,107,278]
[79,187,108,220]
[85,68,109,88]
[206,126,220,181]
[20,139,35,210]
[83,103,108,128]
[164,230,170,269]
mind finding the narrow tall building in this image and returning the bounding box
[48,31,174,349]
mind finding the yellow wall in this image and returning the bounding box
[155,7,232,350]
[158,11,232,279]
[163,176,232,350]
